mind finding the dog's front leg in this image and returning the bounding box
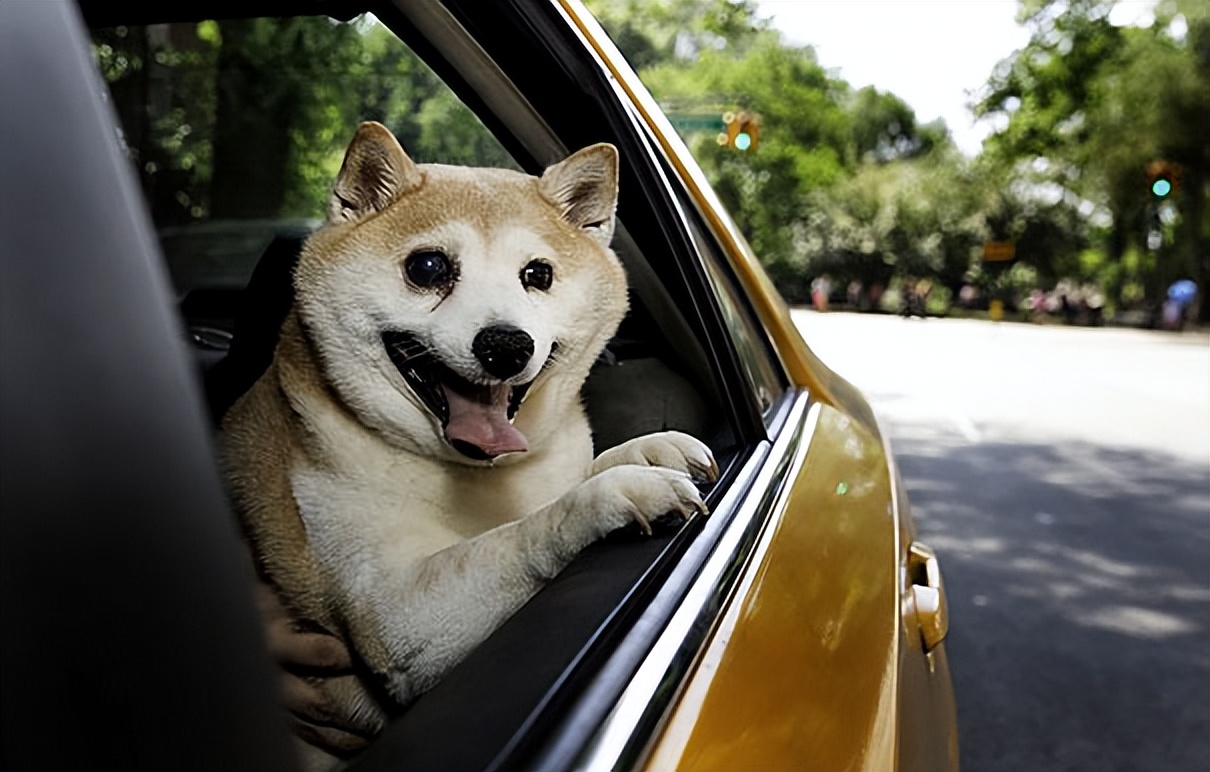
[327,464,709,707]
[590,430,719,483]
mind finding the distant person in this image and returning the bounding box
[1164,280,1197,331]
[1162,298,1184,331]
[811,274,831,312]
[869,282,885,311]
[1028,289,1047,324]
[959,284,977,309]
[847,279,864,310]
[1060,294,1077,325]
[900,278,928,318]
[915,279,932,316]
[1085,288,1105,326]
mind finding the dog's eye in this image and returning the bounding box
[404,250,454,289]
[520,260,553,292]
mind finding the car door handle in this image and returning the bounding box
[908,541,948,652]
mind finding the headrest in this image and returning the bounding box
[204,236,303,422]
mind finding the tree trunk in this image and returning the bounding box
[208,20,296,220]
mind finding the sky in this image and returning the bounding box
[752,1,1165,156]
[752,0,1030,155]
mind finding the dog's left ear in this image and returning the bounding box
[328,121,423,223]
[539,143,618,246]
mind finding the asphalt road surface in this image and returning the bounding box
[792,309,1210,772]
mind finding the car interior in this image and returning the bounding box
[49,0,785,767]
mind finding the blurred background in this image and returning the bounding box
[586,0,1207,330]
[91,0,1208,329]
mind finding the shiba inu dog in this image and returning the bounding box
[220,122,716,768]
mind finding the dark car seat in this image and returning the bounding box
[203,235,306,422]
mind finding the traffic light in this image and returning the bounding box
[720,110,760,152]
[1147,160,1180,199]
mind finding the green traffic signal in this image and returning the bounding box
[721,110,760,151]
[1147,161,1180,198]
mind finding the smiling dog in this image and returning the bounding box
[220,122,716,768]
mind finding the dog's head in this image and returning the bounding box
[292,122,627,464]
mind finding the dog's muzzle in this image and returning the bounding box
[383,331,554,461]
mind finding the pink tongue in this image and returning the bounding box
[442,385,528,458]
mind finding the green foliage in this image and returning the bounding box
[94,0,1208,320]
[796,151,987,298]
[92,15,515,225]
[587,0,768,64]
[594,0,1209,319]
[977,0,1209,316]
[849,87,940,163]
[597,0,969,301]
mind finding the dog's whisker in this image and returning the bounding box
[391,338,431,356]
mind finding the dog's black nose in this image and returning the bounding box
[473,325,534,380]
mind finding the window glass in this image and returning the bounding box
[683,204,787,420]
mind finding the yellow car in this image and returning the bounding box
[0,1,957,770]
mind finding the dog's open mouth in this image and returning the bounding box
[383,331,540,461]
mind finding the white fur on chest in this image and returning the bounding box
[288,394,594,574]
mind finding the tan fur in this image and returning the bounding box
[220,123,715,770]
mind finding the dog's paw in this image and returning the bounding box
[590,431,719,483]
[572,464,709,538]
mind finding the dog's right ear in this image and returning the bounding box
[539,143,619,246]
[328,122,423,223]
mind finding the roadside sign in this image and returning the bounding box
[983,241,1016,262]
[666,113,725,133]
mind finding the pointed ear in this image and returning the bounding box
[327,122,422,223]
[538,143,618,245]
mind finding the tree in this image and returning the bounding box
[582,0,972,304]
[799,149,987,298]
[633,34,854,298]
[93,23,219,226]
[586,0,768,65]
[94,15,518,225]
[976,0,1210,318]
[849,87,942,164]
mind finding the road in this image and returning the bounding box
[791,310,1210,772]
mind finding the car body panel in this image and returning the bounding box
[647,401,903,770]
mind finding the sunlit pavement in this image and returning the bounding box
[792,309,1210,772]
